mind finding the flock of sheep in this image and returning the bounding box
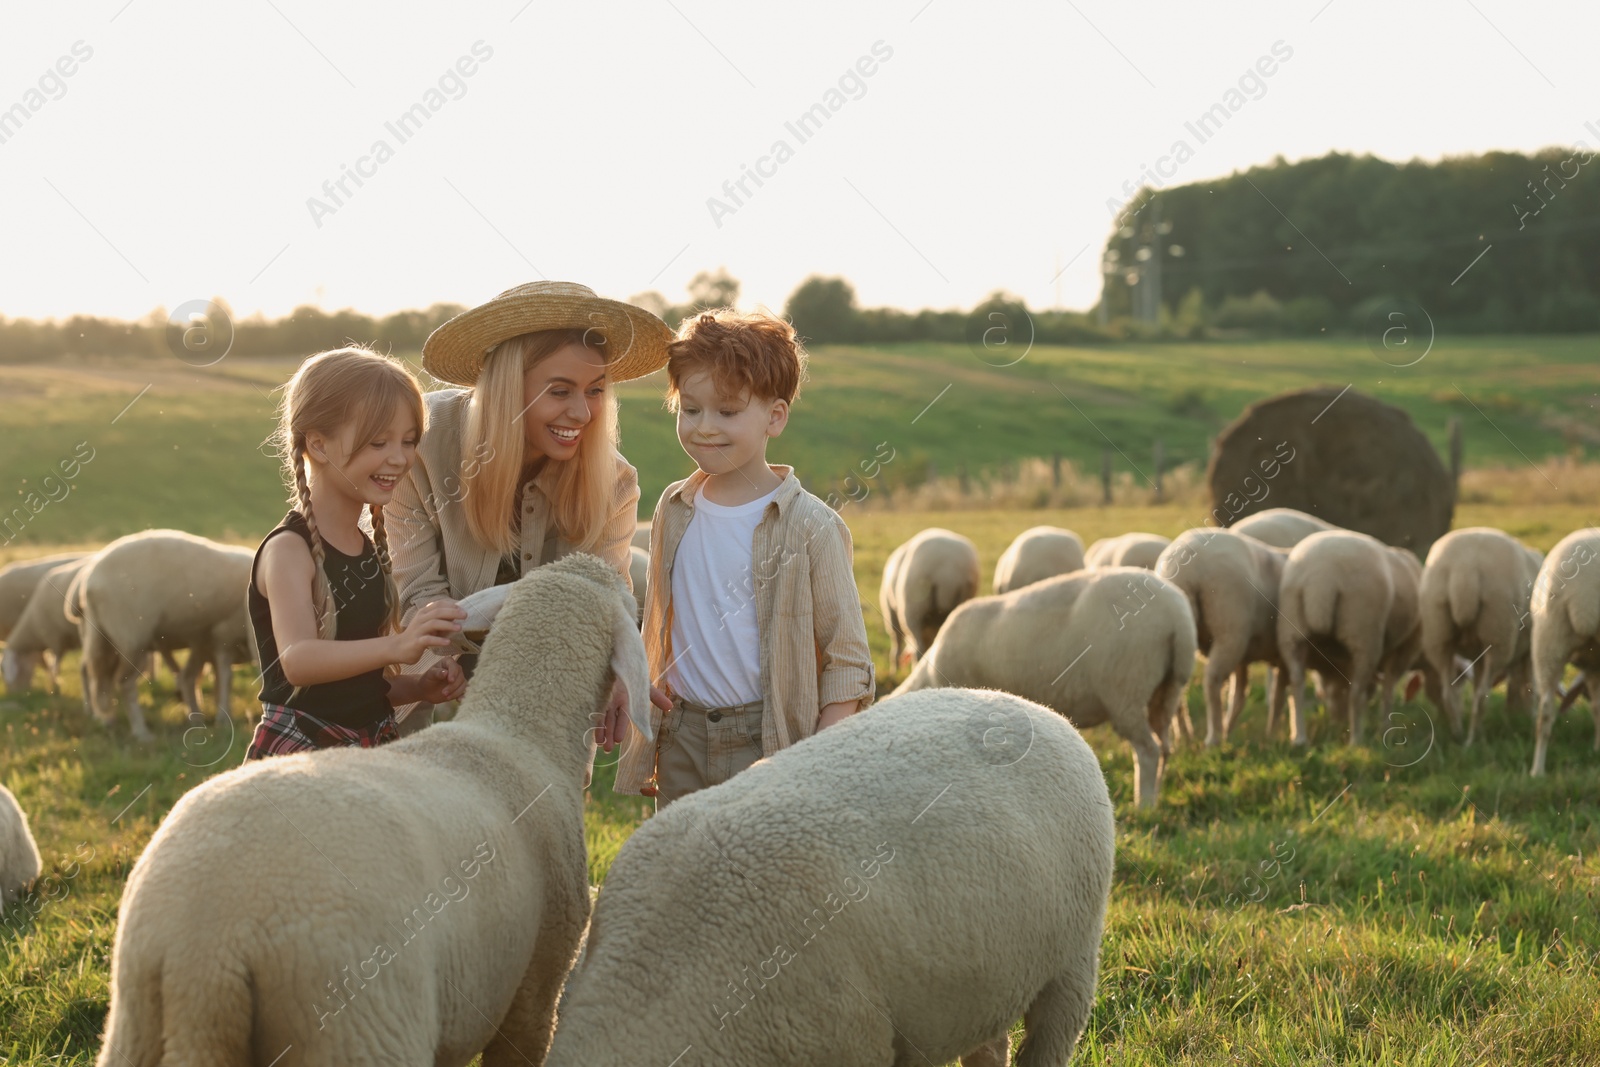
[5,552,1119,1066]
[878,509,1600,805]
[0,530,254,741]
[1,509,1597,1064]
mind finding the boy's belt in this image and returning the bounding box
[671,694,763,723]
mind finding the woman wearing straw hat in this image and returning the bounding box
[385,280,674,734]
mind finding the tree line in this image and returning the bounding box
[3,147,1595,363]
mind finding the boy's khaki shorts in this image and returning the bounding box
[654,693,765,809]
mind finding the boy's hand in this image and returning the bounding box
[417,657,466,704]
[391,601,466,665]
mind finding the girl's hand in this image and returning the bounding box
[391,601,466,665]
[418,657,467,705]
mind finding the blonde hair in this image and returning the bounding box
[459,328,620,558]
[271,345,426,640]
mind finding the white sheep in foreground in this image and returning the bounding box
[1419,527,1544,745]
[880,527,980,666]
[1231,508,1337,549]
[548,688,1114,1067]
[993,525,1085,594]
[1155,528,1288,746]
[1084,532,1171,570]
[96,553,653,1067]
[0,783,42,916]
[1530,528,1600,776]
[1277,530,1420,745]
[0,551,84,642]
[893,566,1195,807]
[2,557,91,695]
[66,530,253,741]
[628,545,650,625]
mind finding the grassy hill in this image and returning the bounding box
[3,334,1597,547]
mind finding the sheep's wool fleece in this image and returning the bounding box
[548,688,1115,1067]
[95,555,637,1067]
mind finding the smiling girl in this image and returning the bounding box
[245,347,467,760]
[386,281,677,733]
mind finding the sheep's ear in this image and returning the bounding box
[450,585,514,654]
[611,596,654,742]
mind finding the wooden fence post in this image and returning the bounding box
[1101,450,1112,506]
[1447,417,1462,501]
[1153,438,1165,503]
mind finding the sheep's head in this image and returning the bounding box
[460,554,653,749]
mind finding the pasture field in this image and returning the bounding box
[2,333,1598,548]
[4,501,1600,1065]
[2,339,1599,1064]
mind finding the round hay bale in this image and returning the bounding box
[1205,386,1453,556]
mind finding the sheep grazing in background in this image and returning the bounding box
[879,527,980,667]
[1530,528,1600,776]
[2,557,92,695]
[96,553,653,1067]
[1419,527,1544,745]
[1277,530,1420,745]
[893,566,1195,807]
[1227,509,1339,717]
[66,530,253,742]
[1231,507,1337,549]
[627,545,649,625]
[0,783,42,917]
[993,525,1085,594]
[0,551,86,642]
[1374,546,1427,722]
[1155,527,1288,746]
[1084,532,1171,570]
[548,688,1114,1067]
[631,522,651,551]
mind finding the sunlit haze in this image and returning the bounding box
[3,0,1597,321]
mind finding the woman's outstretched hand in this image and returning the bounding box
[597,681,672,753]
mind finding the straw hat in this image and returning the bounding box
[422,281,673,387]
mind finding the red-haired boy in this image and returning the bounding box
[612,310,874,807]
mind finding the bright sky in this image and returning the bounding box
[2,0,1596,323]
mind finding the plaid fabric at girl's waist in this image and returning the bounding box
[244,703,400,762]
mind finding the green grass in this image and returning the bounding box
[5,502,1600,1064]
[3,334,1598,547]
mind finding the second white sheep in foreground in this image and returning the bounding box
[548,688,1114,1067]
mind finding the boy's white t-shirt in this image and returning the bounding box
[665,482,781,708]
